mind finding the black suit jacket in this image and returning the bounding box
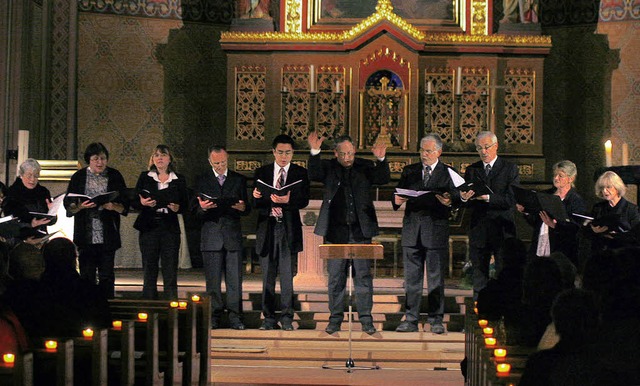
[65,167,128,250]
[392,161,460,248]
[463,157,520,248]
[252,163,310,257]
[308,153,390,241]
[132,171,189,234]
[524,187,586,260]
[193,169,250,251]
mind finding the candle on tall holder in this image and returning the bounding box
[456,67,462,95]
[605,140,612,167]
[309,65,316,93]
[280,87,290,134]
[309,90,317,133]
[622,142,629,166]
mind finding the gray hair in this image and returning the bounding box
[553,160,578,187]
[476,131,497,145]
[333,135,354,150]
[420,134,443,151]
[595,171,626,198]
[18,158,41,176]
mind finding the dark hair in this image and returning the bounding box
[148,144,175,173]
[207,145,226,155]
[333,135,353,150]
[272,134,295,149]
[42,237,77,274]
[551,288,598,344]
[83,142,109,164]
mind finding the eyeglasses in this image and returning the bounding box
[22,172,39,180]
[420,148,439,155]
[475,143,497,152]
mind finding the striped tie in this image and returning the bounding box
[271,168,285,218]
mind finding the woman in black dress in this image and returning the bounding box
[588,171,640,251]
[2,158,52,242]
[133,145,188,300]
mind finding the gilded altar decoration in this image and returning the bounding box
[470,0,488,35]
[364,74,404,149]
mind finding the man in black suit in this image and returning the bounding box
[308,133,389,335]
[195,146,250,330]
[252,134,310,331]
[393,134,459,334]
[461,131,520,299]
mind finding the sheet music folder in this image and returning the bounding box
[318,244,384,260]
[513,186,569,222]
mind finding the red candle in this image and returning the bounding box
[191,294,201,302]
[478,319,488,328]
[82,328,94,340]
[483,327,494,336]
[178,301,187,309]
[169,301,179,308]
[496,363,511,376]
[138,312,148,321]
[112,320,122,330]
[484,337,497,348]
[45,340,58,351]
[494,348,507,362]
[3,353,15,366]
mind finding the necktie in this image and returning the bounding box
[485,164,491,176]
[217,174,225,186]
[271,168,285,218]
[423,165,431,188]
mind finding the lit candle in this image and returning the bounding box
[112,320,122,330]
[494,348,507,361]
[191,294,201,302]
[138,312,148,321]
[483,327,494,336]
[456,67,462,95]
[309,65,316,92]
[83,328,94,340]
[282,86,288,93]
[605,140,612,167]
[427,81,432,95]
[335,80,340,93]
[3,353,15,365]
[622,142,629,166]
[478,319,488,328]
[170,301,179,308]
[45,340,58,351]
[178,301,188,309]
[484,337,497,347]
[474,307,478,314]
[496,363,511,376]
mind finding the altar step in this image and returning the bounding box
[210,329,465,371]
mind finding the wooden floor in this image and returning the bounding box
[115,269,469,386]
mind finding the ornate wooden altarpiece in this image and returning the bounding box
[220,0,552,183]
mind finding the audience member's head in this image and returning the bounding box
[522,256,563,308]
[7,242,44,281]
[42,237,77,275]
[549,251,577,289]
[551,288,598,345]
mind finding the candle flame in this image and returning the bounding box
[3,353,15,364]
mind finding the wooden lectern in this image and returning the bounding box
[319,243,383,372]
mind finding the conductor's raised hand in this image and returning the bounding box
[307,132,324,150]
[371,141,387,159]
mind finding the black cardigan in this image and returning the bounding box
[65,167,128,250]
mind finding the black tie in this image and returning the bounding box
[423,165,431,188]
[485,164,491,176]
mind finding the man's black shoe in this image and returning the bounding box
[395,321,419,332]
[325,322,341,334]
[361,322,377,334]
[430,322,445,334]
[230,322,246,330]
[259,321,278,330]
[281,322,294,331]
